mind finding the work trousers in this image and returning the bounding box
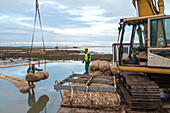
[85,61,90,74]
[28,82,34,86]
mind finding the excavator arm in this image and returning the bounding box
[132,0,164,17]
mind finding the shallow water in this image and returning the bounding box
[0,61,84,113]
[59,46,112,54]
[88,46,112,54]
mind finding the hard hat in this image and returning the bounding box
[32,62,35,65]
[85,47,88,50]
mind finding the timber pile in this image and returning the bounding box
[26,72,49,82]
[0,73,31,93]
[60,77,120,108]
[89,60,119,76]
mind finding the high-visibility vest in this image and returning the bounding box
[29,66,36,73]
[85,52,91,61]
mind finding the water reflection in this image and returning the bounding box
[0,61,84,113]
[27,88,49,113]
[28,88,36,108]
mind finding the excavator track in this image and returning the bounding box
[119,72,161,111]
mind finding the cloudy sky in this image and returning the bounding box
[0,0,170,46]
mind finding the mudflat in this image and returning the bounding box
[0,47,112,64]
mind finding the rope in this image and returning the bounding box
[30,0,38,52]
[44,55,46,72]
[70,85,74,107]
[37,3,46,52]
[29,55,31,68]
[86,85,93,106]
[86,86,89,92]
[29,0,46,70]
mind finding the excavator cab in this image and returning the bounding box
[118,15,170,74]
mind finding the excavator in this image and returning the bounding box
[116,0,170,111]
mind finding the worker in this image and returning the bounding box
[27,62,43,86]
[132,48,138,64]
[82,47,91,74]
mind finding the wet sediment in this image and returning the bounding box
[0,47,112,64]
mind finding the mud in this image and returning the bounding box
[0,47,113,64]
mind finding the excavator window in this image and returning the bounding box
[120,25,132,63]
[164,19,170,46]
[150,18,170,59]
[133,24,145,47]
[119,20,148,66]
[150,18,170,47]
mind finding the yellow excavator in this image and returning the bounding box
[116,0,170,111]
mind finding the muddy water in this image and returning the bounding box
[0,61,84,113]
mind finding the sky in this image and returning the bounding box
[0,0,170,47]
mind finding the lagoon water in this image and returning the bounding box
[0,61,84,113]
[58,46,112,54]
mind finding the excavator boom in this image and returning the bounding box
[132,0,164,17]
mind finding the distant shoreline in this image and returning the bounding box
[0,46,112,48]
[0,47,113,65]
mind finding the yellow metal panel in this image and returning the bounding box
[29,51,46,55]
[123,14,164,22]
[156,20,166,47]
[132,0,159,17]
[119,66,170,75]
[138,0,153,17]
[166,56,170,59]
[158,0,164,14]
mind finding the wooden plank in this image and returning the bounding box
[57,107,120,113]
[29,51,46,55]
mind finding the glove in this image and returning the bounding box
[86,61,89,64]
[82,61,84,63]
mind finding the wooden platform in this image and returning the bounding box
[57,107,124,113]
